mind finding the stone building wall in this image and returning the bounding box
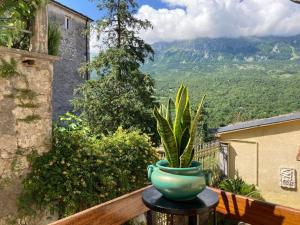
[0,47,58,224]
[48,2,90,120]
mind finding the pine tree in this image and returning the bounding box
[74,0,159,144]
[86,0,154,79]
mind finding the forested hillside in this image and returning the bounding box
[142,35,300,128]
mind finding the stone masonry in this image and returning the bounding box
[48,1,91,120]
[0,47,58,224]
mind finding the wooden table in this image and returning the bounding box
[142,186,219,225]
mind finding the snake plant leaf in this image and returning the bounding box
[174,87,187,151]
[162,142,171,163]
[159,105,167,118]
[180,95,206,167]
[154,83,207,168]
[179,127,190,157]
[154,107,179,167]
[175,84,184,108]
[187,150,195,167]
[167,98,175,128]
[182,96,191,130]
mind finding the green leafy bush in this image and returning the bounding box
[77,0,159,146]
[48,23,61,56]
[0,58,18,78]
[73,76,160,145]
[19,113,157,218]
[219,176,264,200]
[0,0,48,49]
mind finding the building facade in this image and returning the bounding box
[48,0,92,119]
[217,112,300,209]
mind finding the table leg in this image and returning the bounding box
[146,211,153,225]
[173,215,188,225]
[213,209,217,225]
[169,214,173,225]
[166,211,213,225]
[197,211,210,225]
[188,215,197,225]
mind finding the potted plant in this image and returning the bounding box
[148,84,207,201]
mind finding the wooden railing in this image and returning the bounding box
[49,186,300,225]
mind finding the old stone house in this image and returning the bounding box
[217,112,300,209]
[48,0,93,119]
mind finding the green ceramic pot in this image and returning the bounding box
[147,160,206,201]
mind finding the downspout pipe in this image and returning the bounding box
[85,18,89,80]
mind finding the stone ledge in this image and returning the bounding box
[0,47,60,62]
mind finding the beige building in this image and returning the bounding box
[217,112,300,209]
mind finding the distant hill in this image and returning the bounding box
[144,35,300,72]
[142,35,300,128]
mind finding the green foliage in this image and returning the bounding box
[48,23,61,56]
[153,66,300,128]
[0,58,18,78]
[0,60,41,115]
[73,76,160,145]
[89,42,153,80]
[143,35,300,129]
[219,177,264,200]
[20,113,157,218]
[197,105,214,143]
[76,0,158,145]
[153,84,206,168]
[0,0,48,49]
[92,0,153,72]
[88,0,154,79]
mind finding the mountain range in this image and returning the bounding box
[144,35,300,71]
[142,35,300,128]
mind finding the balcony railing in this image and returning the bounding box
[49,186,300,225]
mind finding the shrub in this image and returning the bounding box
[219,176,264,200]
[19,113,158,218]
[48,23,61,56]
[0,0,48,49]
[73,77,160,145]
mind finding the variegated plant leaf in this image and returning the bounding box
[166,98,175,128]
[175,84,184,108]
[154,107,179,167]
[173,87,187,153]
[180,95,206,167]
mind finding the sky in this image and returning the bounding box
[57,0,300,53]
[56,0,169,20]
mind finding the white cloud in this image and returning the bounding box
[90,27,101,55]
[136,0,300,43]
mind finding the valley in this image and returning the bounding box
[143,35,300,128]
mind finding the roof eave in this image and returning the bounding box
[49,0,94,22]
[217,112,300,135]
